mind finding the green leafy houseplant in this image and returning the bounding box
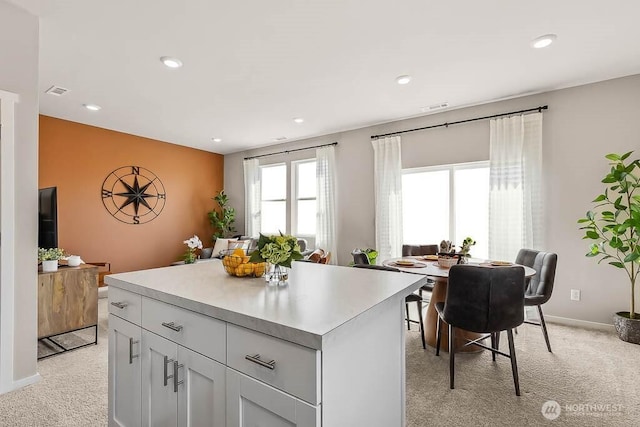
[578,151,639,320]
[208,190,236,240]
[38,247,65,261]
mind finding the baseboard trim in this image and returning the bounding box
[545,315,614,332]
[10,373,41,391]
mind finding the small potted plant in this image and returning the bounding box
[183,235,203,264]
[578,151,639,344]
[38,247,65,272]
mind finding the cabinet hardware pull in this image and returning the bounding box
[245,354,276,370]
[161,321,183,332]
[163,356,175,386]
[111,301,128,309]
[128,338,139,364]
[173,360,184,393]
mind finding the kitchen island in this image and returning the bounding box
[106,260,428,427]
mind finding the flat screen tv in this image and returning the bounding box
[38,187,58,249]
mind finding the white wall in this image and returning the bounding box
[0,0,39,388]
[225,74,640,325]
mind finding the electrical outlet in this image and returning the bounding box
[570,289,581,301]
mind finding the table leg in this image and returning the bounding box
[424,277,485,353]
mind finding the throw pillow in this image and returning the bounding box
[212,238,238,257]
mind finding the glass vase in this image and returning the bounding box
[265,264,288,286]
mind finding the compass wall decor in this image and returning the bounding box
[101,165,166,224]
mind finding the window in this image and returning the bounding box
[260,164,287,234]
[293,160,317,236]
[402,162,489,259]
[259,160,317,238]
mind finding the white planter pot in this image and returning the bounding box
[42,260,58,272]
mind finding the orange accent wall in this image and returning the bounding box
[39,115,225,273]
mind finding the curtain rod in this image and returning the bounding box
[244,142,338,160]
[370,105,548,139]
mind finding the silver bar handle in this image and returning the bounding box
[163,356,174,386]
[173,360,184,393]
[128,337,139,364]
[111,301,128,309]
[245,354,276,370]
[161,321,183,332]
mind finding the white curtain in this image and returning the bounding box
[243,158,261,237]
[316,145,337,264]
[371,136,403,263]
[488,113,543,262]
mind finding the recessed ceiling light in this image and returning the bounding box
[293,117,304,124]
[396,75,412,85]
[160,56,183,68]
[83,103,101,111]
[531,34,557,49]
[212,137,222,143]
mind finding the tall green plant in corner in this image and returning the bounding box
[209,190,236,240]
[578,152,639,326]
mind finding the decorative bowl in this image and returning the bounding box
[221,252,266,278]
[437,255,460,269]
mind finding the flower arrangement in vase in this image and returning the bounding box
[249,233,303,285]
[38,247,65,272]
[183,235,203,264]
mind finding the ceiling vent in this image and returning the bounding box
[45,85,69,96]
[422,102,449,113]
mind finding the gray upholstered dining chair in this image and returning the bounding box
[402,244,438,299]
[435,264,526,396]
[352,263,427,349]
[351,249,370,266]
[515,249,558,352]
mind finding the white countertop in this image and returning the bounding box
[106,260,428,350]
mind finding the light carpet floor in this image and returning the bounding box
[0,299,638,426]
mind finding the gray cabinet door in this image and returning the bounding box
[226,369,319,427]
[109,314,142,427]
[178,346,226,427]
[141,330,178,427]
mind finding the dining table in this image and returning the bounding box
[382,257,537,353]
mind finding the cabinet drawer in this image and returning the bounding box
[108,286,141,324]
[227,324,321,406]
[141,297,226,363]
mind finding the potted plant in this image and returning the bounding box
[38,247,65,272]
[208,190,237,244]
[578,151,639,344]
[249,233,303,285]
[182,235,203,264]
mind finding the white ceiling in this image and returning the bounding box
[10,0,640,154]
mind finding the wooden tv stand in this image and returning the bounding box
[38,264,98,358]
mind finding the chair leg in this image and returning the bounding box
[405,303,410,330]
[435,317,442,356]
[495,331,500,356]
[507,329,520,396]
[417,300,426,349]
[449,324,455,390]
[537,305,552,353]
[490,333,496,362]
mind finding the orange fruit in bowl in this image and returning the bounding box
[232,248,245,257]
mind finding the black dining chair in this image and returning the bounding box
[435,264,526,395]
[352,263,427,349]
[515,249,558,352]
[351,249,370,266]
[401,244,438,299]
